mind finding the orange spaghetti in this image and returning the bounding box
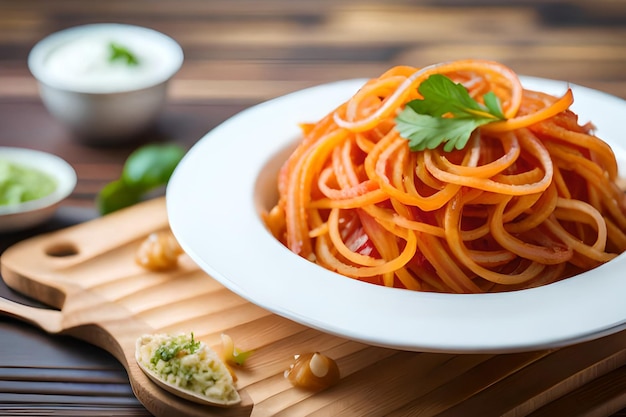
[263,59,626,293]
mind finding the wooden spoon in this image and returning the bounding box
[134,352,241,407]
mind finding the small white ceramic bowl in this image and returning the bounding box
[0,147,77,233]
[28,23,184,145]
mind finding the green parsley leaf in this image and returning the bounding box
[396,110,492,152]
[395,74,506,152]
[483,91,506,120]
[109,42,140,66]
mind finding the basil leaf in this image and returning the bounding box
[96,179,143,215]
[97,143,185,215]
[122,144,185,190]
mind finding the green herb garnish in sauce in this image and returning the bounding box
[109,42,140,66]
[0,160,56,206]
[151,332,201,365]
[395,74,507,152]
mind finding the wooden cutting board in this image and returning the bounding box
[1,197,625,417]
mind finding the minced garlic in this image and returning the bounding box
[136,333,240,406]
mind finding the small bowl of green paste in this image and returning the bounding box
[0,147,76,233]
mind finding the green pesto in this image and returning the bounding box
[0,160,57,206]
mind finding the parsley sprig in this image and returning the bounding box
[109,42,140,66]
[395,74,506,152]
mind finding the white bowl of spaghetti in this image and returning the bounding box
[167,59,626,353]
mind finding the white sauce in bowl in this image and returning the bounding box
[29,24,183,93]
[45,37,158,91]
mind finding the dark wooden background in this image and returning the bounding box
[0,0,625,415]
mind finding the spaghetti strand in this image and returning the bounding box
[265,60,626,294]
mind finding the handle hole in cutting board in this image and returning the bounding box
[45,242,79,257]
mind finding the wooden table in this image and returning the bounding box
[0,1,625,415]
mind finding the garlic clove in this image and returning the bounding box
[285,352,340,391]
[135,230,183,271]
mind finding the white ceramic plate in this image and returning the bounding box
[167,76,626,353]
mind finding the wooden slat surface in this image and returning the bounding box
[0,0,625,416]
